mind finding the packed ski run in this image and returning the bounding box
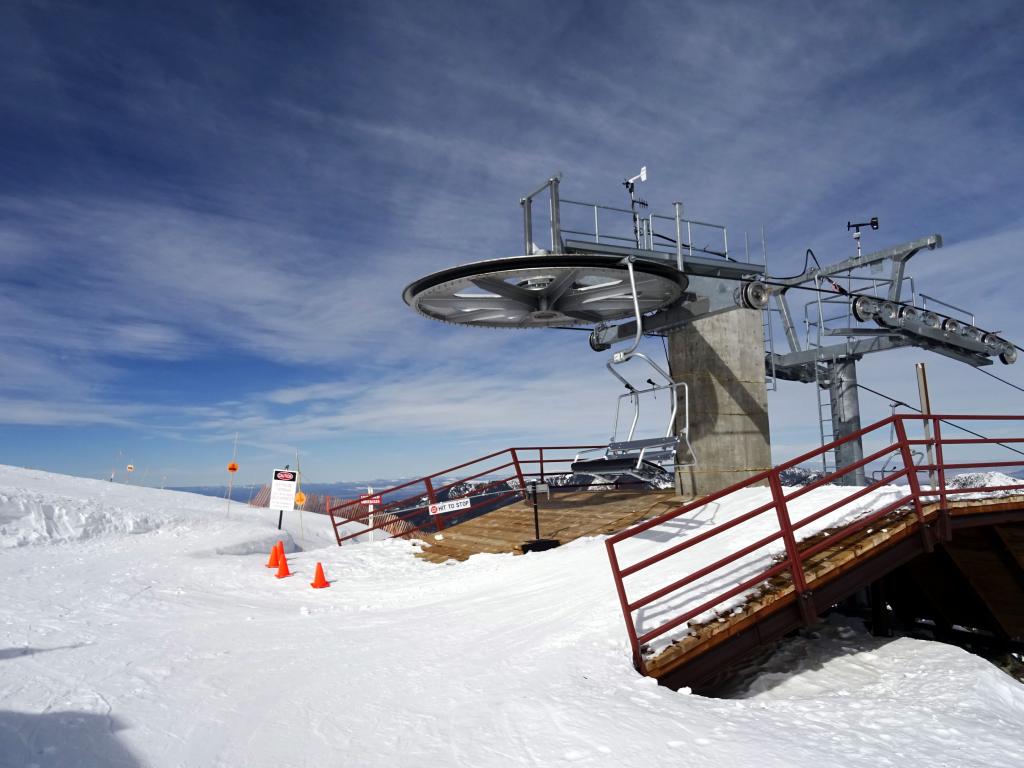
[1,464,1023,767]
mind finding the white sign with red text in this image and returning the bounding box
[269,469,297,512]
[428,497,471,516]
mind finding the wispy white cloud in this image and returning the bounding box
[2,0,1022,482]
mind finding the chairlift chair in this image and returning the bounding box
[571,258,696,485]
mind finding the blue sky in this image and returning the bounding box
[2,1,1023,486]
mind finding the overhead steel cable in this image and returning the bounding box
[974,365,1024,395]
[855,382,1024,459]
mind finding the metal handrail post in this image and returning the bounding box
[520,197,533,254]
[327,495,343,545]
[549,177,562,254]
[673,202,684,272]
[768,470,815,625]
[932,417,951,541]
[606,540,645,672]
[510,448,528,497]
[894,417,932,552]
[424,477,444,532]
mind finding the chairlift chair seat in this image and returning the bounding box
[571,436,684,483]
[570,457,673,483]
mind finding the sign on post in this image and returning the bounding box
[359,495,382,505]
[270,469,297,512]
[428,498,471,515]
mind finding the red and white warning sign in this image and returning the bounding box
[270,469,297,512]
[428,497,471,515]
[359,495,382,506]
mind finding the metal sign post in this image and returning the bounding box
[366,487,375,542]
[521,481,559,553]
[270,468,297,531]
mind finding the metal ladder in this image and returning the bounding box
[814,361,838,476]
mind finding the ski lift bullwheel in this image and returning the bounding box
[402,254,686,328]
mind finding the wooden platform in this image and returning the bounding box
[647,495,1024,688]
[416,489,681,564]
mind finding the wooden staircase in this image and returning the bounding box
[604,413,1024,690]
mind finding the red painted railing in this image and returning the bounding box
[605,414,1024,673]
[326,445,606,545]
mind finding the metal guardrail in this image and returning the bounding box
[560,198,730,264]
[605,413,1024,674]
[325,445,609,545]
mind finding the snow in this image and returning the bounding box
[1,465,1022,767]
[943,470,1024,500]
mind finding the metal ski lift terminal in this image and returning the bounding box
[404,169,770,490]
[405,168,1020,498]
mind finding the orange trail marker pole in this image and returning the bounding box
[310,562,329,589]
[226,432,239,518]
[275,547,292,579]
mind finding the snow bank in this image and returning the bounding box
[944,470,1024,500]
[0,465,340,551]
[0,467,217,548]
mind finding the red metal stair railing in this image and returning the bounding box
[326,445,605,545]
[605,414,1024,674]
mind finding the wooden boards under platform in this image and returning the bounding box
[416,489,681,564]
[649,495,1024,691]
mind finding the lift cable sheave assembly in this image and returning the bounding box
[763,220,1018,481]
[403,171,771,486]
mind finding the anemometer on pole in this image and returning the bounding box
[847,216,879,259]
[624,166,648,248]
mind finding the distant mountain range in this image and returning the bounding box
[176,471,638,505]
[172,480,410,503]
[176,464,1024,503]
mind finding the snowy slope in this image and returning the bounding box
[0,465,1022,767]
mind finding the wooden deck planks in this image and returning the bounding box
[416,489,682,564]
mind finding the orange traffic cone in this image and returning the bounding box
[310,562,330,589]
[266,541,282,569]
[275,547,292,579]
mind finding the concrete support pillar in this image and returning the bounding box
[668,308,771,497]
[827,359,867,486]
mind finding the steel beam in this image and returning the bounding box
[828,360,867,486]
[767,235,942,290]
